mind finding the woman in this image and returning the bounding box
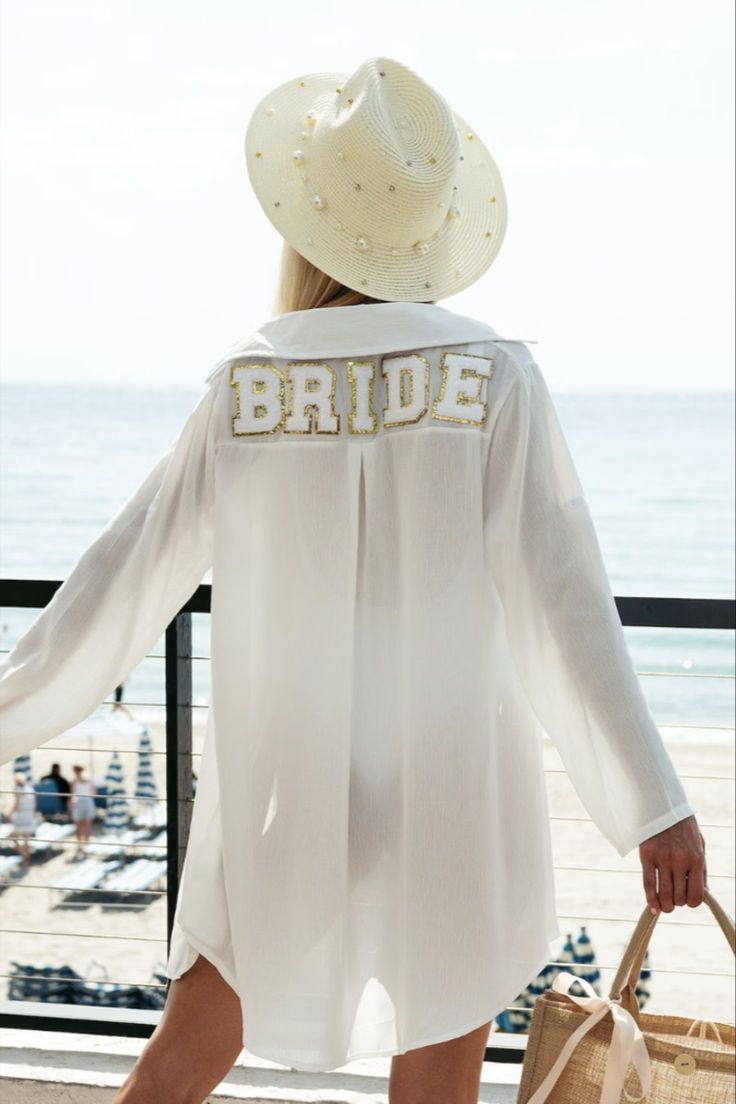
[69,763,97,856]
[0,58,706,1104]
[9,772,36,865]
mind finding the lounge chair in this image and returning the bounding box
[48,858,124,906]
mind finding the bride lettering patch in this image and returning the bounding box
[230,351,495,436]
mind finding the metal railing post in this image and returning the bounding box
[165,610,194,955]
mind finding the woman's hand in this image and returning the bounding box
[639,814,707,914]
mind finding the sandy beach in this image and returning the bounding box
[1,716,733,1056]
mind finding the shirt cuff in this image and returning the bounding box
[613,801,698,859]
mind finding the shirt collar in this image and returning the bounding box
[216,302,531,363]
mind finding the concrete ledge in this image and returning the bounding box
[0,1027,522,1103]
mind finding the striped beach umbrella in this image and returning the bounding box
[134,727,158,825]
[556,931,577,976]
[104,751,129,834]
[493,989,535,1033]
[493,951,556,1034]
[13,753,32,784]
[492,925,604,1033]
[573,924,601,995]
[635,946,652,1010]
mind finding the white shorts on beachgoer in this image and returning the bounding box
[72,796,96,822]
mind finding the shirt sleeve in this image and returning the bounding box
[0,372,222,766]
[483,351,697,858]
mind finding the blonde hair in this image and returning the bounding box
[273,240,436,315]
[14,773,27,787]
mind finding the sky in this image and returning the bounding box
[0,0,733,390]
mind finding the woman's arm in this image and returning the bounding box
[0,372,222,765]
[483,350,697,859]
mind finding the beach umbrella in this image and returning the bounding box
[492,925,605,1033]
[493,991,534,1033]
[104,751,129,834]
[573,923,601,995]
[493,955,552,1033]
[13,753,32,784]
[554,931,577,979]
[134,727,159,825]
[635,946,652,1010]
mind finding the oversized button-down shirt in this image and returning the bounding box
[0,300,696,1071]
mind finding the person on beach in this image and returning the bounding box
[0,56,708,1104]
[9,771,36,865]
[40,761,71,815]
[69,763,97,856]
[112,681,134,720]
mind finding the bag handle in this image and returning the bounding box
[608,888,735,1022]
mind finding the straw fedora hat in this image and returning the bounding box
[244,56,507,302]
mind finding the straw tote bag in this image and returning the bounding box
[517,888,735,1103]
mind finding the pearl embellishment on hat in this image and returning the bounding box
[306,110,317,126]
[355,236,370,252]
[312,194,326,209]
[447,205,461,219]
[414,241,430,256]
[292,150,305,165]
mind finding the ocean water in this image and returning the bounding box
[0,381,734,730]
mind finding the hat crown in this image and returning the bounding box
[304,59,460,247]
[244,55,507,301]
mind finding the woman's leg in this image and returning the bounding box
[389,1019,492,1104]
[12,832,31,863]
[112,952,243,1104]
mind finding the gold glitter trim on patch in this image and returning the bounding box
[230,362,286,436]
[432,351,495,426]
[382,354,430,427]
[346,360,378,434]
[284,361,341,435]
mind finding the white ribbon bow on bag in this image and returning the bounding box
[525,971,652,1104]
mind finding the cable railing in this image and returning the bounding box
[0,578,733,1064]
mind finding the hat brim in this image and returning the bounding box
[245,71,507,302]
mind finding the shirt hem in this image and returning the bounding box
[164,921,239,996]
[239,940,554,1073]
